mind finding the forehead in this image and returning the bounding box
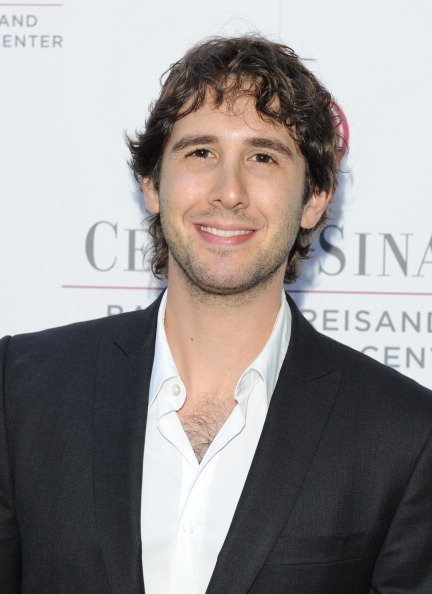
[166,91,299,151]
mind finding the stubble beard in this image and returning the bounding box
[159,204,303,306]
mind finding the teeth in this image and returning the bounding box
[200,226,252,237]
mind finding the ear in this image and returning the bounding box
[300,190,331,229]
[141,177,160,214]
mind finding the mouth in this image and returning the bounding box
[199,225,253,237]
[195,224,257,245]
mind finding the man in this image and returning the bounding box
[1,36,431,594]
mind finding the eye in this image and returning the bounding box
[188,148,212,159]
[252,153,275,164]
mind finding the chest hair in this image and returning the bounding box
[177,395,236,463]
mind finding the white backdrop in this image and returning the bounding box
[1,0,431,388]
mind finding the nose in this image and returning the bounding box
[208,159,250,210]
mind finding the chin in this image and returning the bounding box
[183,268,279,297]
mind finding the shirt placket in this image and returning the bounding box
[169,458,216,594]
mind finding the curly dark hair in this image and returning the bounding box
[128,34,342,283]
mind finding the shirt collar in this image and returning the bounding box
[148,290,179,407]
[234,290,291,408]
[148,290,291,409]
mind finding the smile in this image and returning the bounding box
[199,226,253,237]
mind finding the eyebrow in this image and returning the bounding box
[172,135,218,152]
[248,137,294,160]
[171,134,294,160]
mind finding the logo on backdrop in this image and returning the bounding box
[83,220,432,279]
[0,6,64,50]
[331,102,349,161]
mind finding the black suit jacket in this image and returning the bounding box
[1,293,432,593]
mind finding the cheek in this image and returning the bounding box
[160,170,204,211]
[254,181,303,221]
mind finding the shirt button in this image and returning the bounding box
[172,384,181,397]
[183,523,195,534]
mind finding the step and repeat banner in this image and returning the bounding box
[1,1,431,388]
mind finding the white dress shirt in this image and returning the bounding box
[141,291,291,594]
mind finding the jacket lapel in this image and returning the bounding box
[92,294,162,593]
[207,294,342,593]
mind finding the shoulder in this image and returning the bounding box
[287,292,432,435]
[2,309,142,360]
[322,328,431,404]
[0,295,162,381]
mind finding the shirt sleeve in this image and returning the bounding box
[0,336,22,593]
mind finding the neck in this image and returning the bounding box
[164,265,285,400]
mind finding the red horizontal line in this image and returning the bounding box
[61,285,432,296]
[0,3,63,6]
[289,290,432,296]
[62,284,164,291]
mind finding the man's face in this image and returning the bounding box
[144,93,325,296]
